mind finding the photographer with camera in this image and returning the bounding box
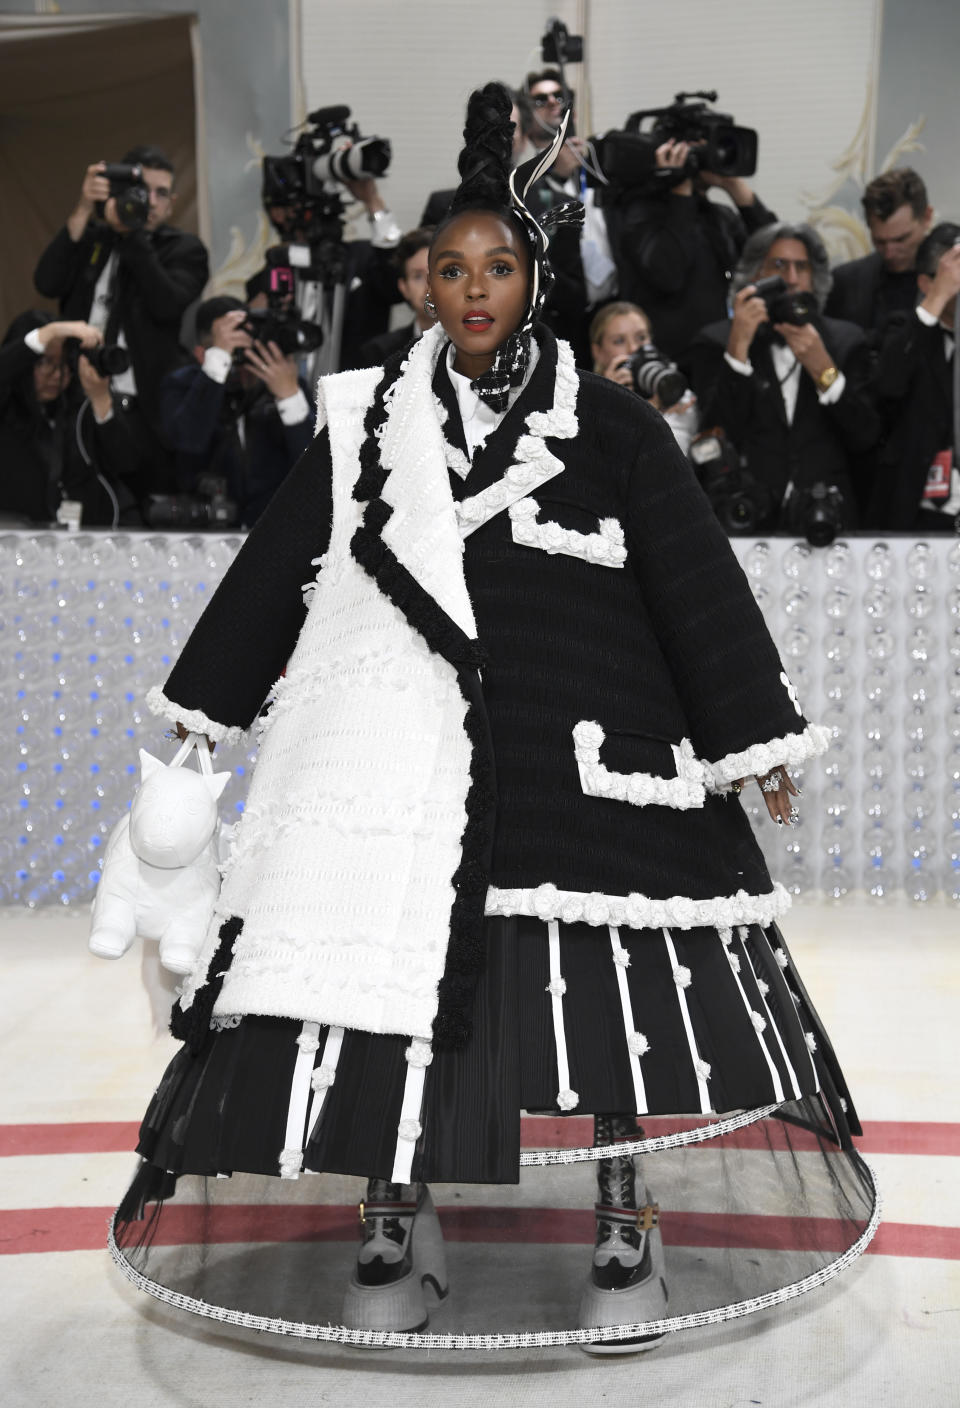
[33,146,210,490]
[597,95,777,366]
[590,300,699,453]
[866,223,960,531]
[688,223,880,539]
[826,168,934,342]
[158,296,314,529]
[0,311,140,526]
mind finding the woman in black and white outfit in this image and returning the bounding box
[112,86,878,1354]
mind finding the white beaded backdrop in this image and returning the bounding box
[296,0,882,252]
[3,531,960,912]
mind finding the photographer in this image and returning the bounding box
[357,227,436,367]
[33,146,210,488]
[826,168,934,342]
[688,223,880,533]
[866,223,960,531]
[159,296,314,528]
[0,312,139,526]
[604,132,776,365]
[590,301,698,453]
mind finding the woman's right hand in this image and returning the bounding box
[602,354,635,389]
[176,721,215,752]
[37,320,103,350]
[726,286,769,363]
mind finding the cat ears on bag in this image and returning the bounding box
[138,748,232,800]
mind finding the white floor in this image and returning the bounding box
[1,898,958,1408]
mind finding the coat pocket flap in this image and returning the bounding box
[509,498,627,568]
[572,720,707,810]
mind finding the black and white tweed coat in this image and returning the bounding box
[149,324,827,1047]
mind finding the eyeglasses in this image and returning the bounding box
[532,91,565,107]
[767,257,811,274]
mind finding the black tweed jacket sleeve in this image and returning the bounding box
[155,430,333,735]
[608,380,811,769]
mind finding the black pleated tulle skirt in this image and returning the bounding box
[123,916,857,1188]
[112,915,878,1350]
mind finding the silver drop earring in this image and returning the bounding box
[424,296,437,317]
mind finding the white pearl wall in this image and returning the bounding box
[2,530,960,909]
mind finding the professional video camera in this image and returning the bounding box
[625,343,688,410]
[690,429,773,534]
[588,91,758,201]
[261,105,391,238]
[783,481,852,547]
[99,163,151,231]
[750,274,817,326]
[63,337,131,379]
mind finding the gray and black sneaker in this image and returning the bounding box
[578,1117,668,1355]
[342,1179,448,1335]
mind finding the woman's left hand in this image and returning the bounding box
[735,767,800,826]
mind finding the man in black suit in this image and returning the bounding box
[357,228,436,367]
[159,296,314,528]
[689,222,880,532]
[603,135,777,367]
[825,168,933,343]
[867,223,960,531]
[33,145,209,493]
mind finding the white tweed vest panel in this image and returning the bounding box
[180,359,476,1039]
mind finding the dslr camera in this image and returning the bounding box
[589,91,757,200]
[625,344,688,410]
[239,308,324,358]
[749,274,817,326]
[783,481,852,547]
[100,163,151,231]
[63,337,131,379]
[143,475,241,530]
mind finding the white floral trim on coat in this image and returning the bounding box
[485,880,791,931]
[509,500,627,568]
[146,686,246,747]
[453,337,580,539]
[705,723,832,790]
[572,721,705,809]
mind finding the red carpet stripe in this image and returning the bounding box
[0,1205,956,1260]
[2,1118,959,1158]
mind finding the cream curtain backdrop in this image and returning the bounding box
[296,0,882,257]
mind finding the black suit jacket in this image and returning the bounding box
[866,310,955,529]
[33,221,209,437]
[159,363,314,527]
[824,251,917,342]
[604,190,777,364]
[688,314,881,525]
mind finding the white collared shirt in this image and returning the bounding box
[724,342,846,424]
[445,339,540,468]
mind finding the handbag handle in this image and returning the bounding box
[168,731,214,776]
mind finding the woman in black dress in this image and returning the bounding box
[109,85,877,1354]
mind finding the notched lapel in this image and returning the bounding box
[455,333,580,539]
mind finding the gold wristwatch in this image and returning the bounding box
[816,364,839,392]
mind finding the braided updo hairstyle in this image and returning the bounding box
[433,82,528,251]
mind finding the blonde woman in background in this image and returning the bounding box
[590,300,699,454]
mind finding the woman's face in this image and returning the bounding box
[33,341,71,403]
[592,311,650,373]
[426,211,531,378]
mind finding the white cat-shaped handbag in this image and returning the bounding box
[89,733,231,976]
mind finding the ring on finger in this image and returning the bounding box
[761,771,783,793]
